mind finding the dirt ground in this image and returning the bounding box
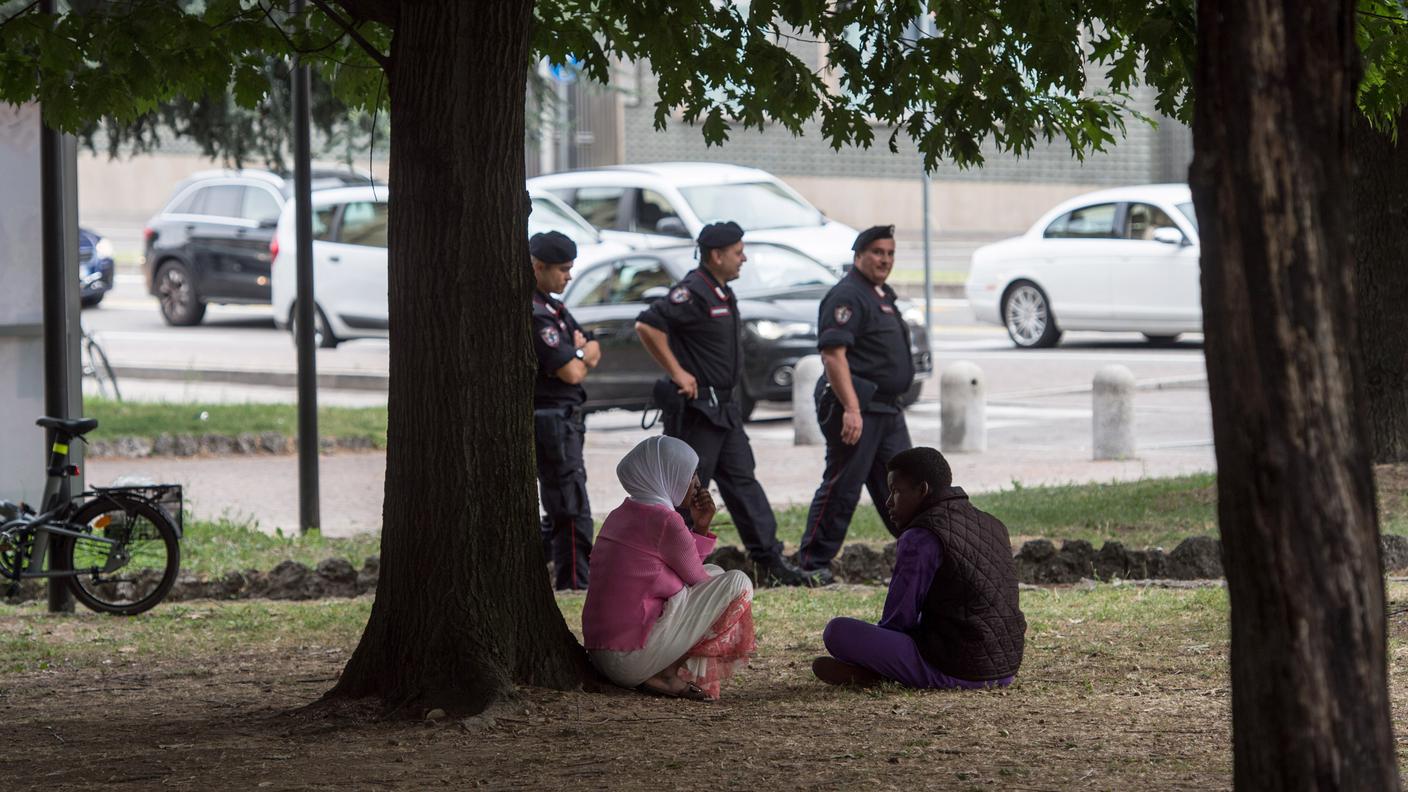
[6,582,1408,791]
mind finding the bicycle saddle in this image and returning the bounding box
[35,417,99,436]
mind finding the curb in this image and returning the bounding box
[110,364,390,392]
[87,432,381,458]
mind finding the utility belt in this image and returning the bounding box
[649,377,738,433]
[533,404,584,466]
[814,374,901,418]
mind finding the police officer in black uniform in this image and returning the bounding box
[797,224,916,574]
[530,231,601,590]
[634,221,819,587]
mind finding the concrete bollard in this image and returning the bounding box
[1093,365,1136,460]
[940,361,986,453]
[792,354,826,446]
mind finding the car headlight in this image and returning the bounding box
[94,238,114,259]
[749,320,812,340]
[901,304,926,327]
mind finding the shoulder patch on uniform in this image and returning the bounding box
[539,326,560,348]
[834,304,854,325]
[669,286,691,304]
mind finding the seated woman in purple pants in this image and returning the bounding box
[813,447,1026,688]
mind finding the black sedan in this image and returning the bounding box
[561,243,933,418]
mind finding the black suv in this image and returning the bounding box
[142,168,377,325]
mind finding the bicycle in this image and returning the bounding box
[0,417,181,615]
[80,325,122,401]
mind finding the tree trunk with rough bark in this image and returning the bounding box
[1351,109,1408,464]
[1190,0,1399,788]
[324,0,592,717]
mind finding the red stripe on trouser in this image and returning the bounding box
[801,477,838,570]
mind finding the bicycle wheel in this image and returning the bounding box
[86,335,122,401]
[56,493,180,615]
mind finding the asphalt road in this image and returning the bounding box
[82,272,1215,535]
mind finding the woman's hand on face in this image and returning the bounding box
[689,482,717,534]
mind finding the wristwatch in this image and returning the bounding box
[573,347,586,361]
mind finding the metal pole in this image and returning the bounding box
[922,172,932,334]
[292,0,320,533]
[40,0,74,612]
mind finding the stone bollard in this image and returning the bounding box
[1093,365,1136,459]
[792,354,825,446]
[940,361,986,452]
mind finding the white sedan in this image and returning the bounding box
[965,184,1201,348]
[270,186,629,347]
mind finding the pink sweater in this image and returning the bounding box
[582,499,717,652]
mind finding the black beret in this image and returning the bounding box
[851,224,895,252]
[697,220,744,249]
[529,231,577,264]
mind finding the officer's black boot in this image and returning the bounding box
[757,555,833,588]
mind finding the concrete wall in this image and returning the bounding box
[0,103,50,504]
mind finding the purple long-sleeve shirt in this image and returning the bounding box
[877,527,944,633]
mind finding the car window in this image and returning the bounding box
[570,186,625,229]
[337,202,389,247]
[171,187,206,215]
[732,246,838,294]
[242,188,283,225]
[1122,203,1180,241]
[313,206,336,241]
[1176,201,1198,232]
[679,182,822,231]
[529,196,598,245]
[633,189,689,236]
[197,185,245,219]
[564,262,617,307]
[1043,203,1118,239]
[610,258,674,303]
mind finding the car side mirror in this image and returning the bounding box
[1152,227,1186,246]
[641,286,670,302]
[654,217,691,238]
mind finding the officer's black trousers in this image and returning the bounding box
[534,408,593,590]
[667,407,784,564]
[797,405,912,571]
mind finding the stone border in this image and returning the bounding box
[8,535,1406,604]
[87,433,380,458]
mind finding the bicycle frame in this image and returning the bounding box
[16,433,118,581]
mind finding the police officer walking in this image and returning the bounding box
[635,221,820,587]
[530,231,601,591]
[797,224,916,574]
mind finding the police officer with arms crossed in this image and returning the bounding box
[634,221,823,587]
[530,230,601,591]
[797,224,916,575]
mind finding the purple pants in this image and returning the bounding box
[822,617,1015,690]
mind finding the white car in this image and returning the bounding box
[528,162,859,271]
[965,184,1201,348]
[270,186,629,347]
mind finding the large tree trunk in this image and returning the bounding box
[1351,108,1408,463]
[325,0,591,717]
[1190,0,1399,788]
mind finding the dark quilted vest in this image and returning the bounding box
[912,488,1026,681]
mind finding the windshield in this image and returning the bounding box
[1176,201,1198,232]
[529,197,599,245]
[732,246,838,294]
[680,182,823,231]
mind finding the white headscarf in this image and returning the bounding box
[617,436,699,509]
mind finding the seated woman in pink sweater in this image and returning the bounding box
[582,436,755,700]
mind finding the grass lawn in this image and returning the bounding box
[84,398,388,448]
[8,581,1408,787]
[160,467,1408,580]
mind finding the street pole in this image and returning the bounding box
[292,0,320,533]
[39,0,75,614]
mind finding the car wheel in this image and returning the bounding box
[156,261,207,326]
[1002,281,1061,349]
[1143,333,1180,346]
[290,303,339,349]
